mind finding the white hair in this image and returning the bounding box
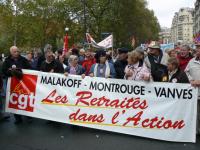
[10,46,19,53]
[44,44,52,54]
[68,55,78,64]
[79,48,85,53]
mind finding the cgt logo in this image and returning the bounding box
[8,74,37,112]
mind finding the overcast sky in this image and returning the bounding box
[146,0,196,28]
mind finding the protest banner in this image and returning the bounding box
[5,70,198,142]
[97,34,113,49]
[86,33,113,49]
[160,43,175,51]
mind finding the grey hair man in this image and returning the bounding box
[185,43,200,135]
[2,46,31,124]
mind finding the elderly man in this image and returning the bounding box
[177,45,193,71]
[40,44,64,73]
[2,46,31,77]
[114,47,129,79]
[185,43,200,135]
[144,41,169,82]
[2,46,31,124]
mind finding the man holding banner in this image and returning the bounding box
[185,42,200,135]
[2,46,31,124]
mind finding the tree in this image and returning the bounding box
[0,0,160,53]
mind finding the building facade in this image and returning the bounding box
[194,0,200,35]
[171,8,194,44]
[159,27,171,44]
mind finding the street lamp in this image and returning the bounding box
[13,0,17,46]
[65,27,69,32]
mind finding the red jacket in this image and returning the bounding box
[82,58,96,75]
[177,55,193,71]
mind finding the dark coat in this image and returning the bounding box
[114,59,128,79]
[40,60,64,73]
[37,55,45,71]
[2,55,31,78]
[169,68,189,83]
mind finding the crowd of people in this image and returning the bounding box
[0,41,200,135]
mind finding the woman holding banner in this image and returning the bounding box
[124,51,151,81]
[167,57,189,83]
[64,55,85,77]
[89,49,116,78]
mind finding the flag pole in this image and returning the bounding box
[111,33,114,60]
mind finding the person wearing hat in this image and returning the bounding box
[144,41,169,82]
[114,47,129,79]
[185,42,200,135]
[89,49,116,78]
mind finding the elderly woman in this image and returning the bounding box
[167,49,177,58]
[89,49,116,78]
[64,55,85,77]
[124,51,151,81]
[167,57,189,83]
[79,48,85,64]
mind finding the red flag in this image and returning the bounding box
[63,33,69,55]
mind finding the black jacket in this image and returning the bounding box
[37,55,45,71]
[148,53,168,82]
[114,59,128,79]
[169,68,189,83]
[2,55,31,78]
[40,60,64,73]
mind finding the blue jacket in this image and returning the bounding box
[90,62,116,78]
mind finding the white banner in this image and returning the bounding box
[86,33,102,48]
[5,70,198,143]
[86,33,113,49]
[98,34,113,49]
[160,43,175,51]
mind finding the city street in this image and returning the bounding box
[1,0,200,150]
[0,116,200,150]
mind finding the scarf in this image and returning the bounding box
[94,61,110,77]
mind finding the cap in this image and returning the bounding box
[148,41,160,49]
[118,47,129,53]
[134,46,144,53]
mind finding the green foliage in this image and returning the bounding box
[0,0,160,53]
